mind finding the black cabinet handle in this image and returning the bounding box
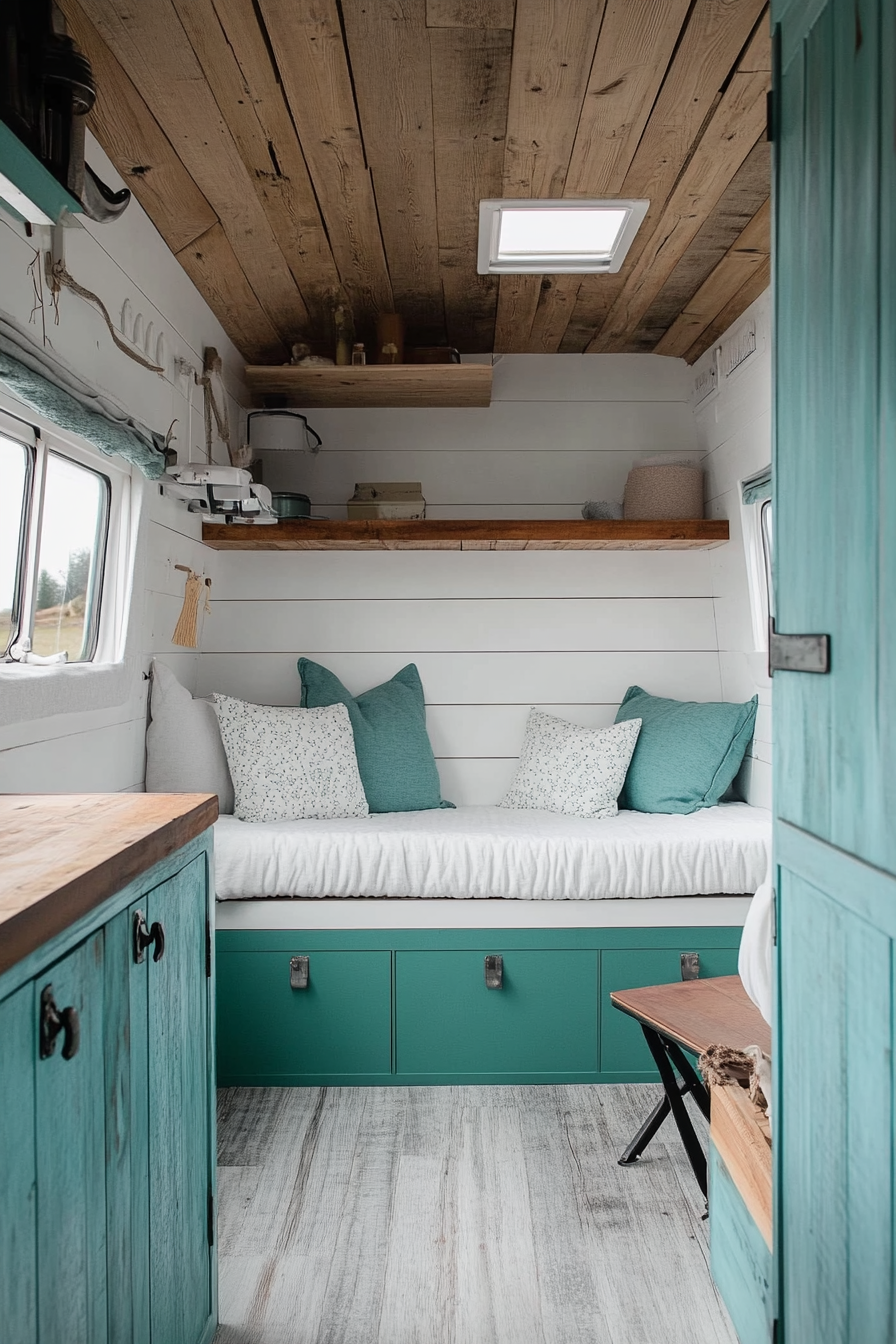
[39,984,80,1060]
[133,911,166,963]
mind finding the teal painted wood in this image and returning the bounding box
[216,949,392,1083]
[772,0,896,1337]
[35,931,107,1344]
[0,983,37,1344]
[600,946,739,1076]
[0,120,83,223]
[104,903,150,1344]
[216,925,743,954]
[146,856,214,1344]
[395,950,598,1076]
[709,1144,773,1344]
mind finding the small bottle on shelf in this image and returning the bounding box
[351,343,366,366]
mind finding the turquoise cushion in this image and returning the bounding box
[614,685,758,814]
[298,659,451,813]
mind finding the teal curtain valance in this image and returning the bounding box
[742,466,772,506]
[0,310,168,478]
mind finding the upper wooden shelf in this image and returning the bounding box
[201,518,729,551]
[244,362,493,408]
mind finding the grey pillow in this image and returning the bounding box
[145,660,234,813]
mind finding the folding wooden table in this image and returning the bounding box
[610,974,771,1198]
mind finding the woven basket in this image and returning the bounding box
[623,463,704,520]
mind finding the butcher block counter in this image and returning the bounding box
[0,792,219,1344]
[0,792,217,976]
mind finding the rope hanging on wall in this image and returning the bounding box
[46,258,165,374]
[171,565,211,649]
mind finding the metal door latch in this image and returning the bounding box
[484,954,503,989]
[769,619,830,675]
[680,952,700,981]
[289,955,309,990]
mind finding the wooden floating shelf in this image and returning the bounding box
[244,361,493,408]
[202,518,729,552]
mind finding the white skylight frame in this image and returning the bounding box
[477,198,649,275]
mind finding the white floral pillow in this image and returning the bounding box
[500,710,642,819]
[212,695,369,823]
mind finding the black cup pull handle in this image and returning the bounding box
[150,921,165,962]
[39,985,80,1061]
[133,910,152,963]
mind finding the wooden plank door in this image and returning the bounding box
[773,0,896,1338]
[146,857,214,1344]
[34,931,107,1344]
[0,983,37,1344]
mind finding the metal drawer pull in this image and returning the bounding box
[485,954,503,989]
[133,911,166,963]
[39,984,81,1060]
[680,952,700,981]
[290,955,309,990]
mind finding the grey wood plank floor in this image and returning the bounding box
[214,1085,736,1344]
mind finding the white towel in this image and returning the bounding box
[738,866,774,1027]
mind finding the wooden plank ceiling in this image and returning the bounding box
[60,0,771,365]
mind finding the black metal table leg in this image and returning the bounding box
[665,1038,710,1122]
[617,1025,710,1168]
[641,1026,708,1197]
[618,1091,673,1164]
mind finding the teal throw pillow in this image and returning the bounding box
[298,659,452,813]
[614,685,758,814]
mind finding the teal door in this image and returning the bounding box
[774,0,896,1337]
[34,932,107,1344]
[146,859,214,1344]
[0,984,37,1344]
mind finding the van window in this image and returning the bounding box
[760,498,774,620]
[2,431,111,665]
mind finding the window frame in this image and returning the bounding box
[3,422,113,666]
[742,481,774,654]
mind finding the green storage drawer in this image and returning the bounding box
[395,949,598,1080]
[600,946,740,1078]
[217,949,392,1084]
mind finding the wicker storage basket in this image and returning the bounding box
[623,463,704,520]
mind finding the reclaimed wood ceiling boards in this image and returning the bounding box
[61,0,771,364]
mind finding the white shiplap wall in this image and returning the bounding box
[197,357,729,806]
[694,289,773,809]
[0,132,241,792]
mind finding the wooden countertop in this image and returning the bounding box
[0,794,218,978]
[610,974,772,1058]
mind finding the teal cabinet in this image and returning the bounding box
[0,833,215,1344]
[35,932,108,1344]
[601,945,740,1078]
[0,984,37,1344]
[217,949,392,1084]
[709,1144,773,1344]
[394,949,598,1080]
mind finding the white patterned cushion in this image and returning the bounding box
[500,710,642,819]
[212,695,369,823]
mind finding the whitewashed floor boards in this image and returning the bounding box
[214,1085,736,1344]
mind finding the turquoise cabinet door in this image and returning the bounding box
[395,949,598,1078]
[601,947,739,1077]
[146,858,213,1344]
[0,984,37,1344]
[104,903,151,1344]
[774,0,896,1336]
[709,1145,773,1344]
[217,949,392,1083]
[35,932,107,1344]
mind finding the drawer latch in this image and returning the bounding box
[289,955,309,990]
[680,952,700,981]
[484,954,503,990]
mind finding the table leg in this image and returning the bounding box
[641,1026,708,1197]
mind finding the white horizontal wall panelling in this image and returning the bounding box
[692,289,773,809]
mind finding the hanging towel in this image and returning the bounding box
[738,864,774,1027]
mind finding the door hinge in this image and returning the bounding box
[207,1188,215,1246]
[771,887,777,946]
[205,917,212,979]
[769,619,830,675]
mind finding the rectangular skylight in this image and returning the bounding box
[478,199,649,275]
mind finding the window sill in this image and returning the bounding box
[0,659,132,729]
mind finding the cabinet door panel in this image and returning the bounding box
[104,903,150,1344]
[217,950,392,1081]
[35,932,107,1344]
[0,983,37,1344]
[601,948,740,1076]
[146,858,212,1344]
[395,949,598,1076]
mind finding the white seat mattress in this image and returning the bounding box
[213,802,771,902]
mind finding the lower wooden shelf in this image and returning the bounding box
[201,518,729,551]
